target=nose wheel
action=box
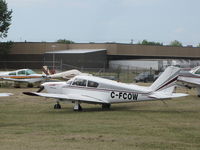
[54,101,61,109]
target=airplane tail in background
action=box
[42,66,55,75]
[150,66,180,93]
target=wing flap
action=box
[23,92,107,104]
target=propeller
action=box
[37,86,44,93]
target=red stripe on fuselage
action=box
[62,85,151,95]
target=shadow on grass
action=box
[44,104,200,114]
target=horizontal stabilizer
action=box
[178,76,200,86]
[148,92,188,99]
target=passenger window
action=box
[87,81,99,88]
[18,70,26,75]
[9,72,16,75]
[72,78,87,86]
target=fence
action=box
[0,60,155,83]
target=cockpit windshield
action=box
[72,78,87,86]
[195,68,200,75]
[26,69,36,75]
[17,69,36,75]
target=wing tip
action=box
[23,92,39,96]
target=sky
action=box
[3,0,200,46]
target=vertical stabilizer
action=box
[150,66,180,92]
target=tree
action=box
[56,39,75,44]
[169,40,182,47]
[0,0,12,39]
[138,40,163,46]
[0,41,13,55]
[197,43,200,47]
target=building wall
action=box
[1,42,200,69]
[115,44,200,58]
[9,42,69,54]
[0,54,44,69]
[7,42,200,59]
[44,50,107,70]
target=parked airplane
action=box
[0,69,46,87]
[0,67,87,87]
[178,66,200,96]
[42,66,90,80]
[23,66,188,111]
[0,93,13,97]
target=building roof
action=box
[45,49,106,54]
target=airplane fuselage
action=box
[42,77,154,104]
[0,69,45,83]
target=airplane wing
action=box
[23,92,108,104]
[178,76,200,87]
[0,93,13,97]
[148,92,188,99]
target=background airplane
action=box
[24,66,188,111]
[178,66,200,96]
[0,67,87,87]
[0,69,45,87]
[42,66,91,80]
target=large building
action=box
[0,42,200,69]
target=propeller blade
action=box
[37,86,44,92]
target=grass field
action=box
[0,87,200,150]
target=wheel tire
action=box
[27,83,34,88]
[54,104,58,109]
[54,104,61,109]
[57,104,61,109]
[102,104,111,110]
[78,104,82,111]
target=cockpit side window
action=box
[195,69,200,74]
[18,70,26,75]
[87,80,99,88]
[9,72,16,75]
[72,78,87,86]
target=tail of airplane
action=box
[150,66,180,93]
[42,66,55,75]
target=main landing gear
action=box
[102,104,111,110]
[74,101,82,111]
[54,101,61,109]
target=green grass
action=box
[0,88,200,150]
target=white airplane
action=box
[178,66,200,96]
[0,93,13,97]
[0,69,46,87]
[23,66,188,111]
[0,67,87,87]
